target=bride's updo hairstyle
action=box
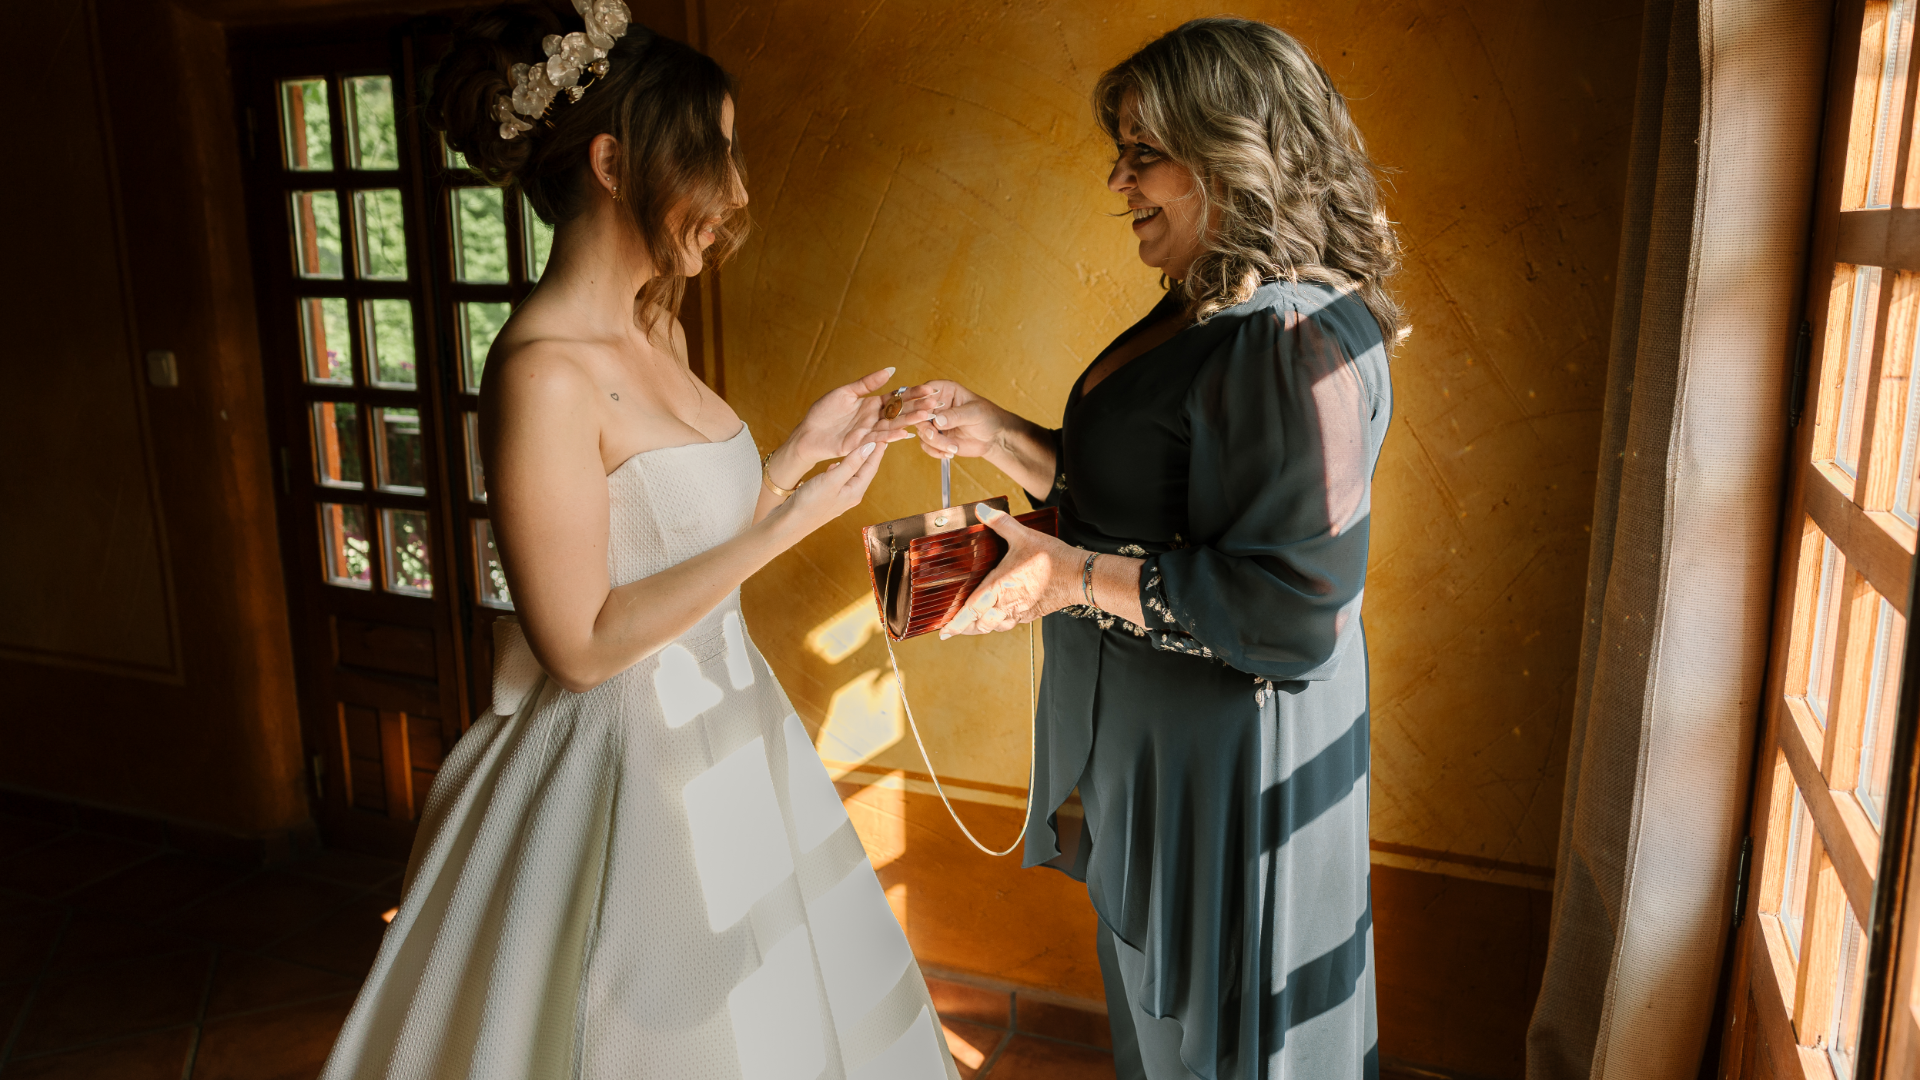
[427,2,746,329]
[1094,17,1403,343]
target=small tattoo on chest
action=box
[609,392,619,401]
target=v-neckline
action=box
[1071,293,1191,409]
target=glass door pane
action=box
[373,407,426,494]
[475,519,511,609]
[298,297,353,384]
[1858,599,1907,825]
[364,299,417,388]
[452,188,509,282]
[290,190,343,278]
[345,75,398,169]
[311,401,363,488]
[1807,537,1849,723]
[353,189,409,279]
[319,503,372,588]
[382,509,434,597]
[524,193,554,279]
[279,77,333,171]
[459,301,511,392]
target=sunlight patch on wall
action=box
[816,669,902,778]
[806,597,881,664]
[682,736,795,932]
[727,924,827,1080]
[845,771,907,869]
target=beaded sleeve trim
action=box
[1139,556,1215,659]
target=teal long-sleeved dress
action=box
[1022,279,1389,1080]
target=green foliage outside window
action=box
[347,76,398,169]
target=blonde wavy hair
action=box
[1094,17,1404,343]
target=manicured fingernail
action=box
[976,502,999,519]
[860,442,876,456]
[939,631,951,640]
[883,366,895,376]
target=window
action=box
[269,59,598,627]
[1733,0,1920,1073]
[271,72,438,602]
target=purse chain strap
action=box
[881,621,1038,858]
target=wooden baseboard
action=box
[1381,1057,1508,1080]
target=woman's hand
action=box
[941,503,1084,638]
[767,440,890,537]
[778,367,915,473]
[880,380,1010,461]
[878,380,1057,497]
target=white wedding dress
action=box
[321,424,958,1080]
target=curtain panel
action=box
[1525,0,1830,1077]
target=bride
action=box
[318,5,958,1079]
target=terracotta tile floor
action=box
[926,974,1116,1079]
[0,810,1116,1079]
[0,811,398,1079]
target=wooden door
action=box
[1720,1,1920,1076]
[234,20,717,858]
[235,30,469,858]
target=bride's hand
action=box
[770,440,890,535]
[878,380,1009,461]
[940,503,1081,638]
[782,367,916,467]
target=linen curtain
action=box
[1525,0,1830,1076]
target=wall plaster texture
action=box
[710,0,1642,882]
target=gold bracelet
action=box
[761,453,799,498]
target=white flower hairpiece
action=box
[494,0,634,140]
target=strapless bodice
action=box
[606,423,759,586]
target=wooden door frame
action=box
[232,21,471,857]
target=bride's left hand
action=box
[784,367,918,465]
[942,504,1083,638]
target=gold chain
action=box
[883,622,1038,857]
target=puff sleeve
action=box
[1139,300,1381,681]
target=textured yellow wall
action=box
[712,0,1639,881]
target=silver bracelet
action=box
[1082,552,1100,609]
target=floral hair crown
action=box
[493,0,638,141]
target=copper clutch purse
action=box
[861,497,1060,641]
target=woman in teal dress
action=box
[884,18,1402,1080]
